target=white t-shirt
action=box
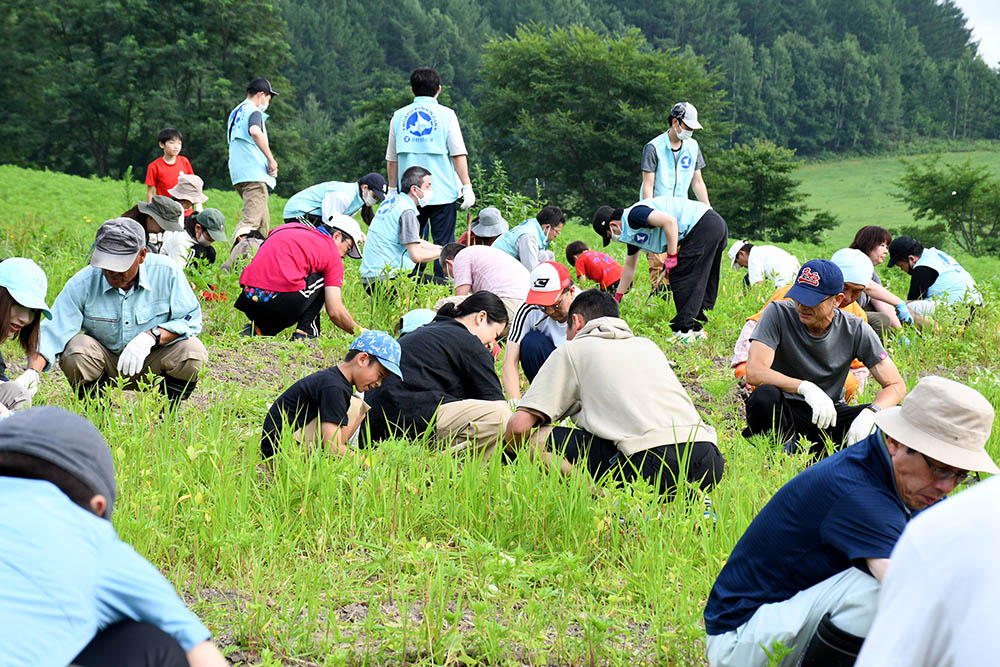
[748,245,800,288]
[507,302,568,347]
[160,231,196,269]
[856,476,1000,666]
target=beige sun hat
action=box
[168,173,208,204]
[874,375,998,474]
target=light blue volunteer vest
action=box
[492,218,548,259]
[360,194,418,280]
[283,181,362,219]
[913,247,981,304]
[391,96,460,205]
[227,100,275,188]
[616,196,711,254]
[642,134,700,198]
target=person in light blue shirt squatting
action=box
[640,102,711,296]
[386,67,475,278]
[0,258,53,414]
[283,172,388,227]
[27,218,208,403]
[887,235,982,325]
[359,166,444,294]
[492,205,566,271]
[0,406,229,667]
[227,77,279,241]
[592,195,728,343]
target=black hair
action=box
[439,242,466,266]
[0,452,99,515]
[537,205,565,227]
[850,226,893,255]
[401,166,431,195]
[739,242,753,256]
[567,289,619,323]
[410,67,441,96]
[356,179,376,225]
[157,127,183,144]
[183,215,202,240]
[669,102,687,122]
[0,285,41,355]
[437,291,508,325]
[566,240,589,264]
[344,349,363,362]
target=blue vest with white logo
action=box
[616,197,711,253]
[913,248,981,304]
[643,134,700,198]
[227,100,275,188]
[360,194,418,280]
[391,97,460,204]
[492,218,548,259]
[283,181,362,219]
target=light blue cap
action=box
[350,330,403,380]
[399,308,436,335]
[0,258,51,319]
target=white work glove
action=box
[798,380,837,430]
[846,407,878,445]
[12,369,40,399]
[117,332,156,377]
[387,187,398,198]
[460,184,476,210]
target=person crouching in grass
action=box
[260,330,402,458]
[565,240,623,294]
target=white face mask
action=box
[363,190,379,207]
[196,231,214,247]
[416,186,433,208]
[676,125,693,141]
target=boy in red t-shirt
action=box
[145,128,194,203]
[566,241,623,293]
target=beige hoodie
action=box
[520,316,717,455]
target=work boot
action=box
[798,613,865,667]
[159,375,196,406]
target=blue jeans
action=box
[519,330,556,381]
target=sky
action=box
[954,0,1000,68]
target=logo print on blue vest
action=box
[403,109,437,141]
[680,155,692,169]
[634,232,649,243]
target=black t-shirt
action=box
[363,318,504,442]
[907,266,938,301]
[623,205,655,256]
[260,366,353,457]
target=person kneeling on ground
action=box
[161,208,229,270]
[235,214,364,339]
[458,206,508,246]
[565,241,623,294]
[704,376,998,667]
[0,407,229,667]
[502,262,581,400]
[726,240,800,289]
[120,195,185,254]
[27,219,208,403]
[743,259,906,457]
[849,225,913,336]
[492,205,565,271]
[888,235,982,322]
[260,330,402,458]
[359,166,444,292]
[505,289,724,497]
[362,291,511,455]
[0,258,53,413]
[435,242,529,334]
[592,195,729,344]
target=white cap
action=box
[673,102,703,129]
[325,214,365,260]
[830,248,874,287]
[727,239,749,268]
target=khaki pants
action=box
[235,181,271,238]
[433,295,524,339]
[0,382,30,412]
[59,333,208,387]
[434,399,512,457]
[295,396,370,447]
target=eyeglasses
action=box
[541,290,568,315]
[917,451,976,485]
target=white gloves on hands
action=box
[798,380,837,430]
[117,332,156,377]
[387,187,398,198]
[846,408,878,445]
[12,369,40,399]
[460,184,476,210]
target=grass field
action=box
[1,157,999,665]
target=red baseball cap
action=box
[526,261,572,306]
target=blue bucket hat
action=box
[786,259,844,307]
[350,330,403,380]
[0,258,52,319]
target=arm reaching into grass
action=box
[324,286,359,335]
[504,409,571,475]
[615,252,640,300]
[501,341,523,400]
[405,240,442,264]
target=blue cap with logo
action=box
[0,258,52,319]
[785,259,844,307]
[349,330,403,380]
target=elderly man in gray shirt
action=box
[743,259,906,457]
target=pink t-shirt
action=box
[452,245,529,300]
[240,223,344,292]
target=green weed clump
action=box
[1,163,998,665]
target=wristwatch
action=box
[867,404,882,413]
[149,327,163,346]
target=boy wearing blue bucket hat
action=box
[260,330,402,458]
[0,258,52,413]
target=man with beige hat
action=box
[704,375,997,667]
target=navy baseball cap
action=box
[786,259,844,307]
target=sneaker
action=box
[240,323,262,337]
[292,329,319,341]
[670,329,707,344]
